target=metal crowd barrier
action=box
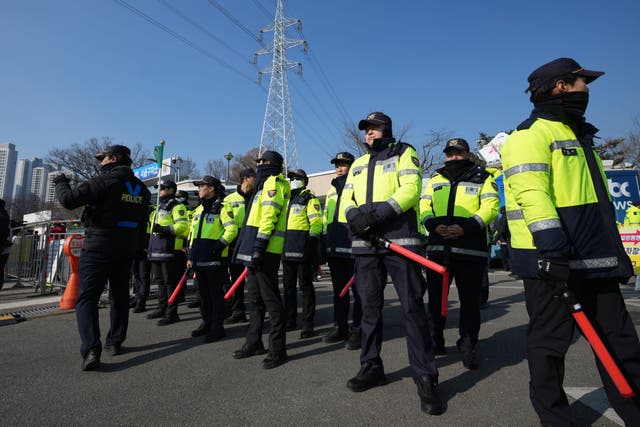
[6,220,83,295]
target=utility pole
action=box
[224,152,234,182]
[255,0,306,172]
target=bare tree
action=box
[228,147,259,182]
[204,159,226,179]
[47,137,149,179]
[595,137,627,167]
[622,117,640,169]
[420,129,453,177]
[178,156,200,181]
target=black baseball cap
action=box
[156,179,177,191]
[239,168,256,180]
[443,138,470,153]
[527,57,605,93]
[255,150,284,166]
[358,112,392,131]
[287,169,308,181]
[95,144,131,161]
[193,175,221,187]
[330,152,355,165]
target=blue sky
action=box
[1,0,639,175]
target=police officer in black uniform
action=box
[55,144,150,371]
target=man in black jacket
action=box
[55,144,150,371]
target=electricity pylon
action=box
[255,0,306,172]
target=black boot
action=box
[345,327,361,350]
[346,362,387,392]
[416,375,445,415]
[322,326,347,343]
[146,308,164,319]
[82,347,101,371]
[133,299,147,313]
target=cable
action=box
[157,0,251,65]
[112,0,258,84]
[251,0,273,19]
[205,0,267,48]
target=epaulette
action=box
[389,141,415,157]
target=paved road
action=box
[1,270,638,426]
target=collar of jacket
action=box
[365,137,396,153]
[529,108,599,140]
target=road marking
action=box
[0,295,60,310]
[564,387,624,426]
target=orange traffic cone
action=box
[60,235,84,310]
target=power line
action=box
[112,0,258,85]
[303,48,351,123]
[251,0,273,19]
[205,0,267,48]
[156,0,251,65]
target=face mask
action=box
[290,179,304,190]
[560,91,589,116]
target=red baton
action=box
[339,275,355,298]
[562,287,635,398]
[372,236,449,317]
[168,268,190,305]
[224,267,249,300]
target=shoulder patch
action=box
[178,210,185,216]
[491,182,499,192]
[268,190,277,198]
[228,211,234,219]
[411,156,420,167]
[313,203,320,211]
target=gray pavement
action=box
[1,269,639,426]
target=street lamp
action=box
[224,152,234,182]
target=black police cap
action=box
[330,152,355,165]
[192,175,220,187]
[287,168,308,181]
[255,150,284,166]
[95,144,131,160]
[358,112,392,131]
[443,138,470,153]
[239,168,256,180]
[527,57,604,93]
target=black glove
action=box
[52,173,70,185]
[537,257,570,283]
[152,223,171,235]
[305,236,319,264]
[348,209,377,237]
[251,247,265,269]
[212,240,226,256]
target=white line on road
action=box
[564,387,624,426]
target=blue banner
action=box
[133,163,160,181]
[606,170,640,225]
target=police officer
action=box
[187,175,237,342]
[232,151,290,369]
[420,138,499,369]
[54,144,150,370]
[281,168,323,338]
[340,112,444,415]
[501,57,640,425]
[132,205,152,313]
[147,180,189,325]
[223,168,256,324]
[321,152,363,349]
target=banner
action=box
[619,226,640,274]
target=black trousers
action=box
[76,249,132,356]
[132,257,151,303]
[228,262,247,315]
[355,254,437,379]
[245,254,286,355]
[524,277,640,426]
[150,259,180,318]
[282,260,315,328]
[426,257,483,350]
[0,252,9,289]
[195,266,227,335]
[328,258,361,331]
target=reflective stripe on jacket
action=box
[340,140,424,255]
[501,113,632,279]
[323,178,351,258]
[420,166,499,260]
[148,197,189,261]
[234,174,290,265]
[188,199,237,268]
[282,188,322,262]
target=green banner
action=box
[154,141,165,166]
